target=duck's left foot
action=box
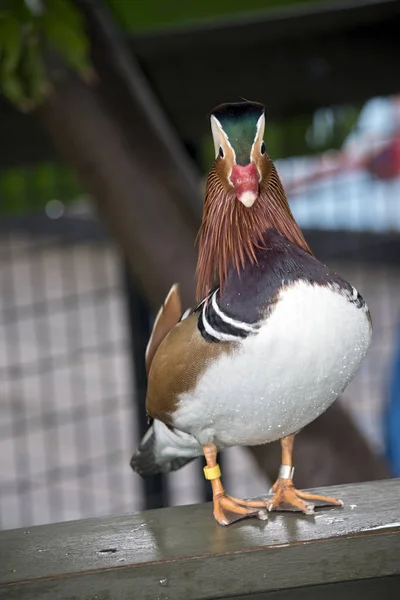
[267,478,343,515]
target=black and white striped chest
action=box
[195,230,370,345]
[196,280,369,345]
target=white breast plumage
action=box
[172,280,372,447]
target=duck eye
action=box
[261,141,266,155]
[219,147,224,158]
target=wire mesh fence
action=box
[0,214,140,530]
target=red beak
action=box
[230,163,260,207]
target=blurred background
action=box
[1,0,400,531]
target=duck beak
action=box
[230,162,260,207]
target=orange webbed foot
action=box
[267,478,343,515]
[213,494,269,526]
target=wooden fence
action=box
[1,479,399,599]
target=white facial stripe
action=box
[210,115,236,161]
[211,292,259,332]
[250,113,266,160]
[255,113,265,140]
[202,303,240,342]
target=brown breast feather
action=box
[146,313,233,425]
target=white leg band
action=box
[278,464,294,480]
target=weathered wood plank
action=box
[1,480,400,599]
[229,576,400,600]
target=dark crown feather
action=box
[210,101,265,122]
[211,101,265,165]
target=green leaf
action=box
[21,36,47,108]
[0,0,93,110]
[40,1,91,75]
[0,14,22,76]
[43,0,85,31]
[106,0,327,32]
[1,72,25,105]
[8,0,33,24]
[46,21,90,72]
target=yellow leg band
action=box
[203,464,221,480]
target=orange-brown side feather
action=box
[146,313,233,425]
[145,284,182,375]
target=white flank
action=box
[173,281,372,447]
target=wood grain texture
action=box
[227,576,400,600]
[1,480,400,600]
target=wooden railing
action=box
[1,479,400,599]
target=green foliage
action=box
[106,0,325,31]
[0,0,91,111]
[0,162,83,215]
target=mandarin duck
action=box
[131,101,372,526]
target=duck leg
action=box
[267,435,343,514]
[203,443,268,526]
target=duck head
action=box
[196,101,311,300]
